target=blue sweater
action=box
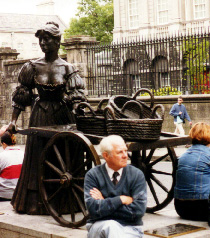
[169,103,191,122]
[84,164,147,225]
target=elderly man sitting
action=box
[84,135,147,238]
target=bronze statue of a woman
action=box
[8,22,86,215]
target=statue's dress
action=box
[11,59,85,214]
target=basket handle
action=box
[97,98,109,111]
[75,102,96,117]
[132,88,154,109]
[151,104,165,120]
[121,100,143,119]
[104,105,116,120]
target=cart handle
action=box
[76,102,96,117]
[133,88,154,109]
[151,104,165,120]
[104,105,116,120]
[121,100,143,119]
[97,98,109,112]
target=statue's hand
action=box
[7,122,18,134]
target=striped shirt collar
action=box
[4,146,21,151]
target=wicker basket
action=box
[75,99,108,136]
[105,104,164,141]
[108,88,157,119]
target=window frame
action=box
[157,0,169,25]
[193,0,206,19]
[128,0,139,29]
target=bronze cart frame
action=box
[18,126,191,228]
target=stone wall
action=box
[0,58,30,144]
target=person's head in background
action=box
[1,131,16,150]
[177,96,183,105]
[189,122,210,146]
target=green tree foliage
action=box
[64,0,114,43]
[183,36,210,93]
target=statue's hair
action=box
[35,21,61,41]
[46,21,59,28]
[99,135,125,154]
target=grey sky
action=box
[0,0,79,25]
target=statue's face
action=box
[38,31,59,53]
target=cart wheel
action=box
[131,147,177,213]
[39,131,101,228]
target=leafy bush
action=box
[151,87,182,96]
[137,87,181,96]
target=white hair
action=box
[99,135,125,154]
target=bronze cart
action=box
[18,125,191,228]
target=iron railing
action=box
[86,31,210,97]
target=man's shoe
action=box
[185,144,191,148]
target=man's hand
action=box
[90,188,104,200]
[189,121,192,125]
[120,195,133,205]
[179,111,182,115]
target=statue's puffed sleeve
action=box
[65,64,87,104]
[12,61,35,111]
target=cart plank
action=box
[17,125,192,151]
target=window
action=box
[159,72,170,87]
[194,0,206,19]
[132,75,141,90]
[129,0,139,28]
[157,0,168,24]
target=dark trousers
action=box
[174,198,208,221]
[208,195,210,226]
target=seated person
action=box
[84,135,147,238]
[174,122,210,222]
[0,131,24,201]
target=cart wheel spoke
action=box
[131,147,177,213]
[66,190,75,222]
[53,145,66,172]
[145,149,155,164]
[65,138,71,171]
[40,132,99,228]
[72,159,91,176]
[45,160,63,176]
[58,191,67,217]
[43,179,60,183]
[141,150,147,162]
[150,168,172,176]
[147,178,159,205]
[148,153,169,167]
[73,177,85,181]
[71,143,82,168]
[150,174,169,193]
[72,188,87,216]
[73,183,84,193]
[48,186,63,202]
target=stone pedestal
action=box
[62,36,98,95]
[0,47,19,72]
